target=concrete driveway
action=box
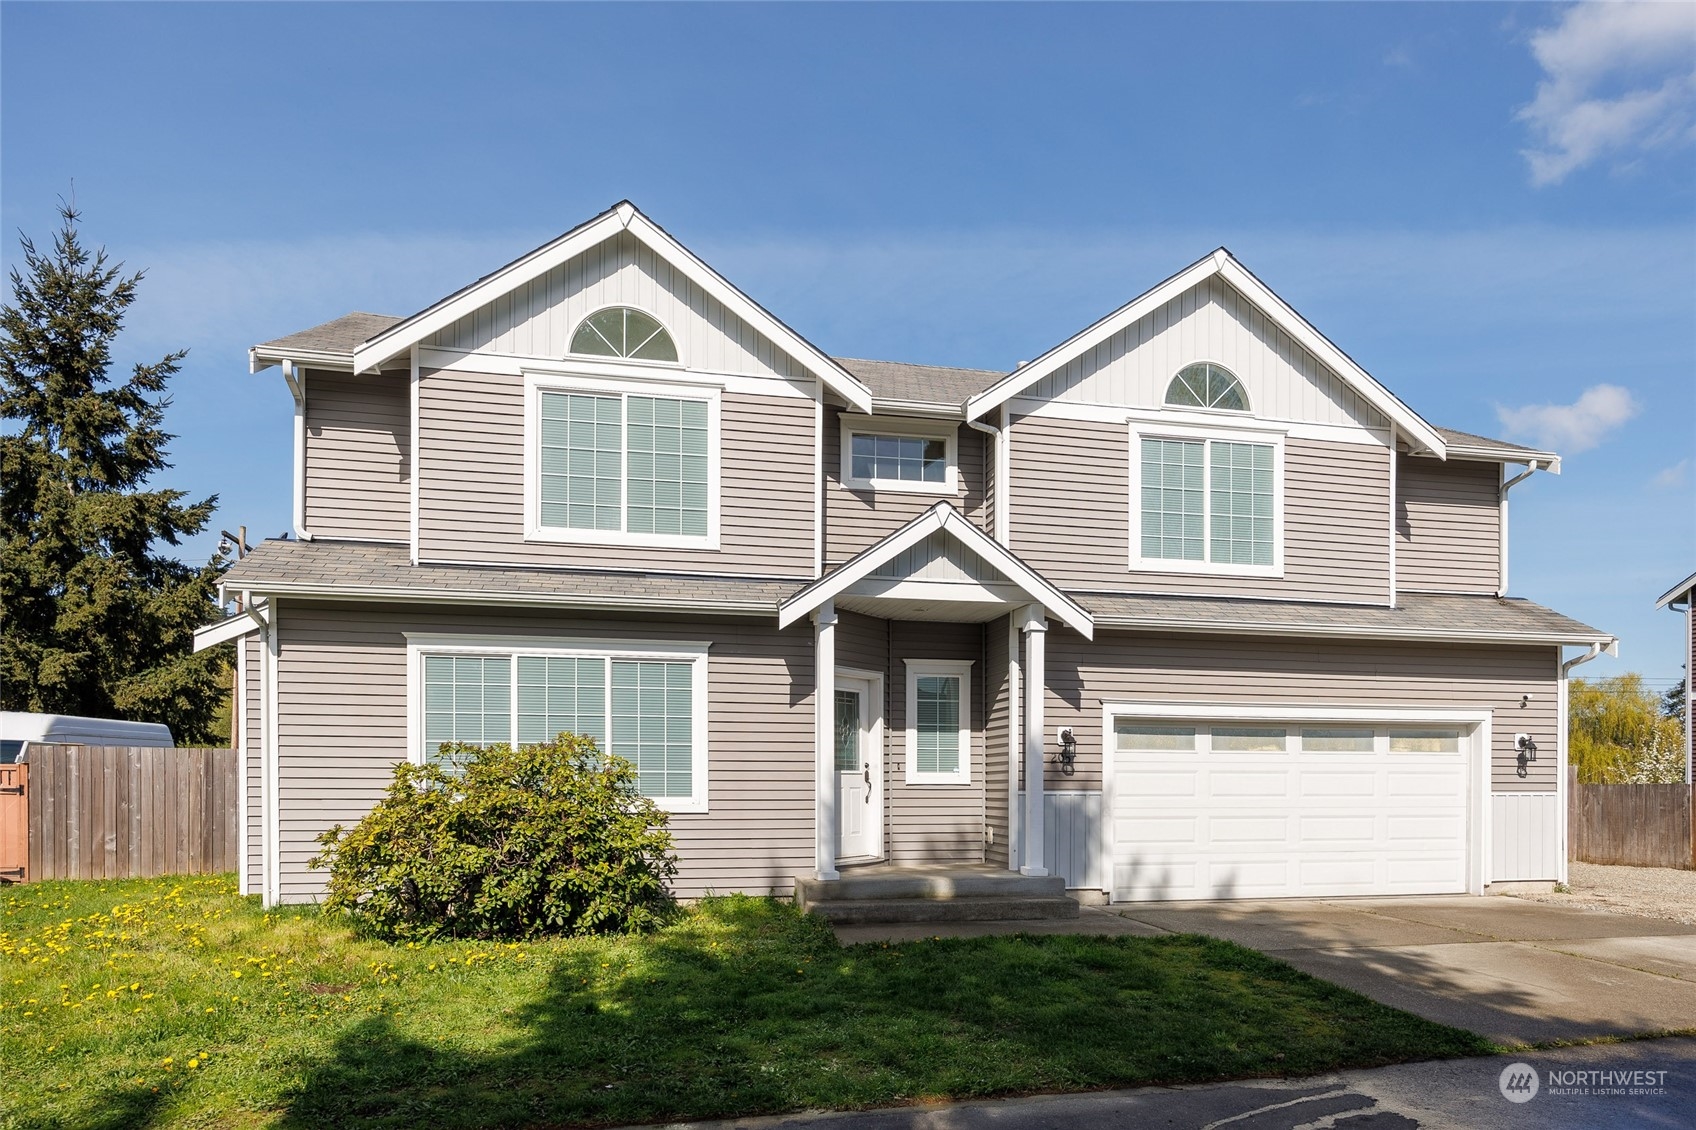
[1111,895,1696,1047]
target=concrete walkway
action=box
[644,1036,1696,1129]
[835,895,1696,1046]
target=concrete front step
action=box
[796,869,1067,906]
[805,895,1081,925]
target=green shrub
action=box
[311,734,677,941]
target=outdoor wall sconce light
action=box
[1515,733,1537,778]
[1057,727,1078,776]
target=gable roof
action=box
[1656,571,1696,609]
[777,502,1094,637]
[342,201,873,412]
[962,248,1449,457]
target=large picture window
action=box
[526,374,720,548]
[1133,428,1282,575]
[409,637,709,812]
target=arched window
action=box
[570,307,678,363]
[1165,363,1248,412]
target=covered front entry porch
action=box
[779,502,1095,885]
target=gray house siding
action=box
[302,369,410,543]
[267,600,821,903]
[243,631,263,897]
[823,408,988,564]
[416,367,816,577]
[983,615,1012,868]
[1037,629,1560,793]
[885,621,986,865]
[1397,455,1501,594]
[1008,413,1391,603]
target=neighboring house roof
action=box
[1656,571,1696,609]
[776,502,1096,637]
[1077,589,1613,647]
[833,357,1006,409]
[221,540,796,616]
[961,248,1449,457]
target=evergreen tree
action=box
[1,205,230,742]
[1662,676,1685,725]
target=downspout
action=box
[1558,637,1619,884]
[814,377,825,577]
[284,360,314,542]
[966,406,1011,545]
[1498,459,1545,598]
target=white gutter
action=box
[965,409,1011,545]
[237,583,778,617]
[1498,459,1548,598]
[284,360,314,542]
[813,377,825,578]
[1091,613,1614,649]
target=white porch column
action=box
[813,601,840,881]
[1020,604,1048,877]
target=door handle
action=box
[863,764,872,798]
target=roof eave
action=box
[1655,571,1696,609]
[234,580,781,618]
[1090,614,1615,648]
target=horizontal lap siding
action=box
[1009,415,1390,602]
[886,622,985,865]
[1397,456,1501,594]
[303,370,410,542]
[273,601,816,903]
[417,370,814,576]
[1038,629,1559,793]
[984,615,1011,867]
[823,409,988,563]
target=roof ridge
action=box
[833,356,1009,376]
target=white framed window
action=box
[1128,419,1285,577]
[569,307,680,364]
[904,659,973,785]
[840,414,958,495]
[405,634,710,813]
[523,371,721,549]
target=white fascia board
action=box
[353,208,627,373]
[963,250,1449,459]
[1656,571,1696,609]
[193,613,263,652]
[777,502,1095,637]
[250,347,356,375]
[236,582,779,618]
[1441,444,1561,473]
[621,212,873,413]
[964,253,1218,420]
[1091,613,1616,648]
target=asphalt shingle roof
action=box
[831,357,1006,405]
[224,540,1608,645]
[254,312,402,357]
[1431,426,1555,462]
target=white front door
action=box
[835,676,881,861]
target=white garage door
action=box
[1108,718,1472,902]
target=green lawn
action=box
[2,875,1493,1129]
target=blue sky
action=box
[3,2,1692,686]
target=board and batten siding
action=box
[426,231,812,382]
[416,368,815,576]
[1397,455,1501,594]
[1008,414,1391,602]
[1029,275,1387,434]
[1035,629,1560,793]
[823,408,989,563]
[243,631,263,896]
[302,369,410,542]
[269,601,817,903]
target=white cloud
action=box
[1517,2,1696,185]
[1651,458,1690,488]
[1495,383,1640,453]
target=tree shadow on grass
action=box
[274,897,1494,1130]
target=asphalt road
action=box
[653,1037,1696,1130]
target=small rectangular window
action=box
[1301,727,1375,752]
[423,655,511,773]
[1211,725,1286,752]
[1389,729,1461,753]
[914,675,961,774]
[516,656,606,747]
[1115,723,1197,752]
[834,690,862,772]
[850,433,948,484]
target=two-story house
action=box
[201,201,1615,909]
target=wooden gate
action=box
[0,763,25,882]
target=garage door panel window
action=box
[1211,725,1287,753]
[1116,724,1196,752]
[1389,728,1461,753]
[1301,727,1376,752]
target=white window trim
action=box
[1128,419,1286,578]
[404,633,711,814]
[903,658,973,785]
[522,369,722,550]
[840,413,959,496]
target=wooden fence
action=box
[1568,768,1695,869]
[0,746,238,883]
